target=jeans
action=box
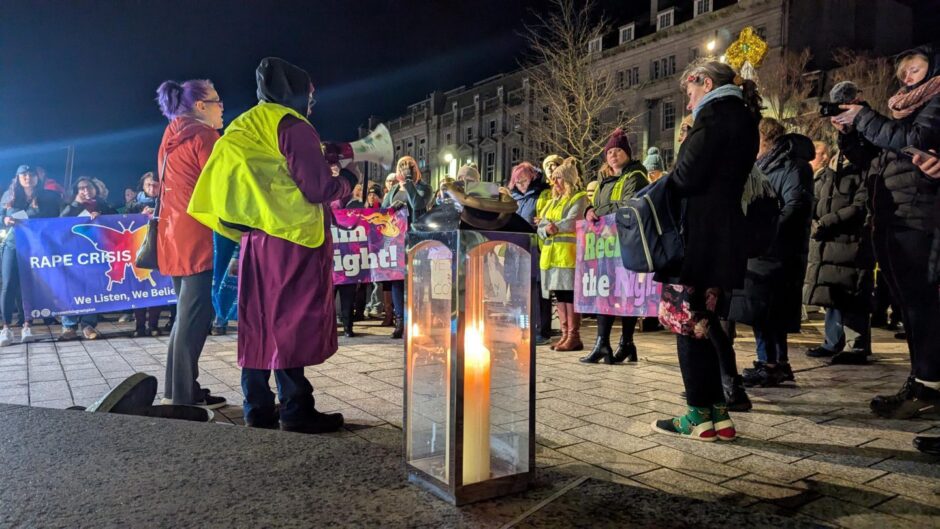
[164,270,214,405]
[874,226,940,381]
[822,308,871,353]
[754,328,789,364]
[365,284,382,314]
[391,280,404,319]
[0,243,20,326]
[242,367,314,426]
[62,314,98,329]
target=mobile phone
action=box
[901,146,939,160]
[818,102,845,117]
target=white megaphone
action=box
[333,124,395,169]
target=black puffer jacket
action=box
[802,154,874,310]
[729,133,814,332]
[851,44,940,232]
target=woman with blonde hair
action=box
[382,155,431,339]
[537,158,588,351]
[581,128,649,364]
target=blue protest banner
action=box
[14,215,177,317]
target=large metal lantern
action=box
[403,229,537,505]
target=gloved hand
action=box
[323,142,355,165]
[323,143,343,164]
[389,200,408,211]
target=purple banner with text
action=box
[331,207,408,285]
[574,213,662,317]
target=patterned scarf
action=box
[888,75,940,119]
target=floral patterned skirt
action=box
[658,284,724,339]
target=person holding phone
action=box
[833,44,940,419]
[381,155,431,339]
[0,165,61,346]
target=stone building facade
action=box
[362,0,912,189]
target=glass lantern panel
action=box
[406,240,453,484]
[462,240,531,485]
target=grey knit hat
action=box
[643,147,664,172]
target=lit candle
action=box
[463,322,491,484]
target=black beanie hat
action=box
[256,57,312,116]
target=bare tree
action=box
[523,0,627,178]
[757,48,831,140]
[830,48,895,115]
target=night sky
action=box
[0,0,640,198]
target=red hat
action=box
[603,128,632,158]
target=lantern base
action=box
[407,470,533,506]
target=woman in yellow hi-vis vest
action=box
[537,158,588,351]
[581,128,650,364]
[188,58,357,434]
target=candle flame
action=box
[464,322,491,370]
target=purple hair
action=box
[155,79,214,120]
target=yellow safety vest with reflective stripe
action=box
[188,102,327,248]
[593,169,647,207]
[534,188,553,250]
[539,191,587,271]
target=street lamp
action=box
[444,153,454,163]
[706,39,716,53]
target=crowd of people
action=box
[1,47,939,453]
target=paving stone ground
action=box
[1,314,938,528]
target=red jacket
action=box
[156,117,218,277]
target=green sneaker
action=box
[651,405,717,442]
[712,402,736,441]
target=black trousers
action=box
[336,284,357,326]
[537,292,553,340]
[675,287,725,408]
[875,226,940,382]
[595,315,637,342]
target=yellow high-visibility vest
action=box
[188,102,327,248]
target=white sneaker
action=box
[20,327,33,343]
[0,328,11,347]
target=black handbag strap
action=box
[154,153,168,218]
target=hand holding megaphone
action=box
[322,124,395,169]
[323,143,354,165]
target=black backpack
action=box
[615,177,685,273]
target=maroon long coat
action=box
[237,115,350,370]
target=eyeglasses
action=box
[202,98,224,107]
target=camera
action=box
[818,102,845,117]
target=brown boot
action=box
[556,305,584,351]
[380,290,394,326]
[550,302,569,351]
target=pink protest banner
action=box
[330,208,408,285]
[574,213,662,317]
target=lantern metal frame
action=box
[402,229,538,506]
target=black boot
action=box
[612,335,637,363]
[580,336,613,364]
[723,374,752,412]
[913,436,940,456]
[391,317,403,339]
[580,315,614,363]
[342,317,355,338]
[870,377,939,419]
